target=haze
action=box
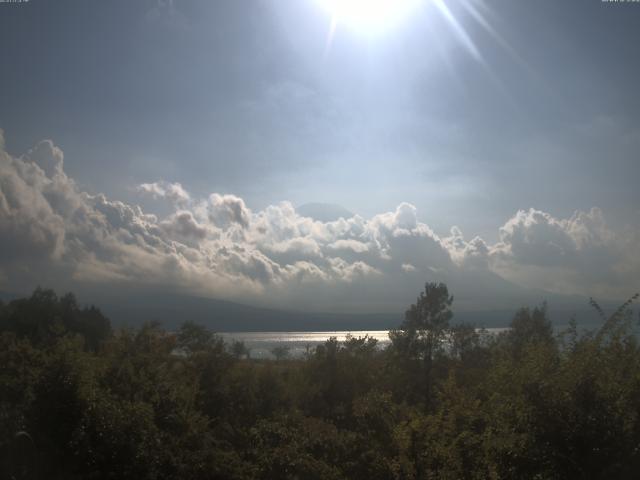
[1,0,638,315]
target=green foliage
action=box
[0,287,111,351]
[177,320,216,354]
[389,282,454,407]
[390,282,454,362]
[502,303,555,357]
[1,286,639,479]
[231,340,251,359]
[270,345,291,361]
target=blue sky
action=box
[0,0,638,312]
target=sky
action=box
[0,0,639,314]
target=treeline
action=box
[1,285,639,479]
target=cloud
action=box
[401,263,416,272]
[0,137,638,311]
[159,210,211,246]
[328,239,370,253]
[490,208,637,297]
[138,181,190,207]
[22,140,65,178]
[443,226,490,269]
[0,141,66,263]
[207,193,251,229]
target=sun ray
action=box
[323,16,339,58]
[461,0,532,75]
[432,0,483,62]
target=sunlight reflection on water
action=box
[219,329,508,359]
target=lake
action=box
[218,329,508,359]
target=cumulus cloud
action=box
[443,227,490,269]
[490,208,637,297]
[22,140,65,178]
[328,239,370,253]
[207,193,251,229]
[0,136,638,311]
[0,141,66,262]
[138,181,190,206]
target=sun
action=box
[317,0,422,35]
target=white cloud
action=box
[0,137,638,311]
[206,193,251,229]
[138,181,190,207]
[490,208,637,297]
[328,239,370,253]
[443,226,489,269]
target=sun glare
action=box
[317,0,422,34]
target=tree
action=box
[230,340,250,359]
[177,321,215,354]
[271,345,291,361]
[0,288,111,351]
[390,282,453,406]
[592,292,640,343]
[504,303,554,357]
[450,322,480,363]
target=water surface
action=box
[219,329,508,359]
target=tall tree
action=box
[390,282,453,406]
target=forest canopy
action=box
[1,284,639,479]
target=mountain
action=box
[82,292,612,332]
[1,289,619,332]
[93,293,401,331]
